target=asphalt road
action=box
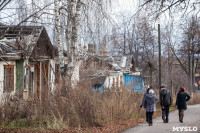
[122,104,200,133]
[196,89,200,93]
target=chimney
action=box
[88,44,96,55]
[99,43,107,55]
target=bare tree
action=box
[140,0,200,20]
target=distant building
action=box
[80,54,145,92]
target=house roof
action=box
[0,26,44,40]
[85,54,133,72]
[91,76,106,86]
[111,55,133,72]
[0,26,53,61]
[0,22,5,26]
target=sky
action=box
[0,0,195,51]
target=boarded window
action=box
[4,65,14,93]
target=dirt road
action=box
[122,104,200,133]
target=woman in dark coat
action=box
[140,87,152,123]
[175,87,191,123]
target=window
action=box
[4,65,14,93]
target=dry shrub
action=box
[188,93,200,105]
[0,83,147,129]
[94,88,145,123]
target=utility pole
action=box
[158,24,161,88]
[124,27,126,55]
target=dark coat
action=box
[176,90,190,110]
[160,89,172,106]
[141,93,158,112]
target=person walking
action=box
[160,86,172,123]
[140,89,158,126]
[175,87,191,123]
[140,87,152,123]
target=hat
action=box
[160,86,165,89]
[149,89,154,94]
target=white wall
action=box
[104,72,123,88]
[0,61,16,95]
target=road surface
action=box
[122,104,200,133]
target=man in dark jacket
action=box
[160,86,172,123]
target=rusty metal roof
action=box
[91,76,106,86]
[0,25,53,61]
[0,26,44,39]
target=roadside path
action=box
[122,104,200,133]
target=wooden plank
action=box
[36,63,40,99]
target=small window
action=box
[4,65,14,93]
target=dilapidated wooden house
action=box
[80,54,145,91]
[0,26,56,101]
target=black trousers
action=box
[162,105,170,120]
[146,111,154,124]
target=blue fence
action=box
[124,74,144,91]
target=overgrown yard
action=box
[0,85,199,133]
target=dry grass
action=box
[188,92,200,105]
[0,84,199,132]
[0,83,145,130]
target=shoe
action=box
[163,118,166,123]
[179,116,183,123]
[166,119,169,123]
[149,123,152,126]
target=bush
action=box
[0,84,149,129]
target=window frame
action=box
[3,65,14,93]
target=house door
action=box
[41,61,49,101]
[36,63,40,99]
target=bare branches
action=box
[0,0,11,11]
[140,0,200,18]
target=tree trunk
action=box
[55,0,64,72]
[189,52,193,92]
[65,0,82,88]
[123,27,126,55]
[149,66,152,87]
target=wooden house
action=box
[0,26,56,101]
